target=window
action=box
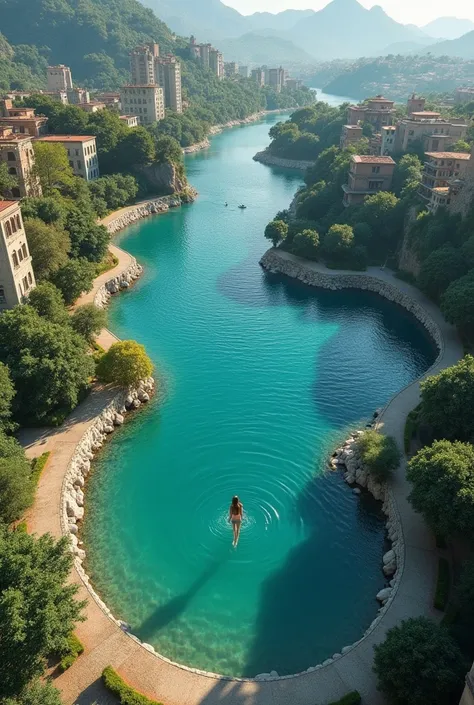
[77,160,82,170]
[28,271,32,285]
[12,251,18,268]
[8,167,16,175]
[409,130,414,136]
[4,221,11,237]
[21,243,27,259]
[372,166,381,174]
[10,217,17,233]
[369,181,383,190]
[0,286,5,303]
[23,276,29,291]
[69,160,74,168]
[7,151,15,161]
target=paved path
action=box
[23,250,463,705]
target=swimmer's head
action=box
[232,495,239,506]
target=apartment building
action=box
[286,78,303,90]
[455,87,474,105]
[47,65,73,92]
[120,85,165,125]
[36,135,100,181]
[67,88,90,105]
[395,115,467,153]
[370,125,397,156]
[225,62,239,77]
[239,65,250,78]
[347,96,395,130]
[189,37,224,78]
[209,48,224,79]
[155,56,183,112]
[251,68,265,86]
[342,155,396,207]
[340,124,363,149]
[0,201,35,309]
[419,151,471,211]
[0,101,48,138]
[0,127,41,198]
[78,101,106,113]
[268,67,285,93]
[407,94,426,116]
[130,43,160,85]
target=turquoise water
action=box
[83,115,436,678]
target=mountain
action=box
[141,0,249,39]
[381,40,436,55]
[423,30,474,59]
[246,9,315,32]
[421,17,474,40]
[284,0,431,60]
[217,32,315,66]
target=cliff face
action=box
[136,161,188,195]
[398,206,421,278]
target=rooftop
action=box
[382,126,396,131]
[352,155,396,164]
[0,200,16,213]
[36,135,96,143]
[0,133,32,143]
[121,84,159,89]
[344,124,363,130]
[432,187,450,194]
[425,152,471,160]
[411,111,441,118]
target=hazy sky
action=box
[222,0,474,26]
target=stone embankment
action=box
[253,149,315,170]
[62,378,155,614]
[260,248,442,350]
[330,430,402,610]
[104,195,193,236]
[94,256,143,309]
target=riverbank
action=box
[253,149,315,170]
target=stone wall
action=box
[94,256,143,309]
[253,150,314,171]
[105,195,189,236]
[260,249,442,351]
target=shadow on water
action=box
[239,470,386,678]
[135,556,226,643]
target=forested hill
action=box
[0,0,181,89]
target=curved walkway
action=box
[23,250,463,705]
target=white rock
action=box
[74,476,85,488]
[270,670,279,677]
[103,425,115,434]
[383,560,397,576]
[142,643,155,653]
[322,659,333,667]
[341,645,352,655]
[138,391,150,403]
[376,588,392,603]
[255,673,271,681]
[383,549,395,565]
[74,548,86,560]
[352,488,361,495]
[132,399,141,409]
[114,413,125,426]
[69,524,78,536]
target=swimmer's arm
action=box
[240,503,244,519]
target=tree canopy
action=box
[24,219,70,282]
[264,220,288,247]
[33,142,74,194]
[97,340,153,387]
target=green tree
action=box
[373,617,465,705]
[356,430,400,482]
[113,127,155,171]
[292,229,320,259]
[71,304,106,344]
[461,236,474,270]
[24,218,70,281]
[441,270,474,336]
[21,197,66,225]
[407,440,474,539]
[323,223,354,257]
[451,139,471,153]
[0,306,94,425]
[51,258,96,305]
[64,208,109,263]
[392,154,422,197]
[2,679,63,705]
[0,160,18,198]
[418,246,466,302]
[0,453,33,525]
[0,525,85,698]
[454,557,474,629]
[26,282,70,326]
[264,219,288,247]
[0,362,16,433]
[97,340,153,387]
[420,356,474,441]
[33,142,74,193]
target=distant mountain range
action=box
[140,0,474,65]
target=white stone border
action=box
[253,150,315,171]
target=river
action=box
[83,108,435,678]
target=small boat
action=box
[238,204,247,210]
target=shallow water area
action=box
[83,112,437,678]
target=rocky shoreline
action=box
[260,249,442,351]
[253,150,315,170]
[104,193,197,236]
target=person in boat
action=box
[225,202,228,206]
[229,495,243,547]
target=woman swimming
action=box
[229,495,243,547]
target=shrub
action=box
[291,228,320,259]
[356,430,400,482]
[96,340,153,387]
[418,246,466,302]
[71,304,107,344]
[373,617,466,705]
[4,679,64,705]
[329,693,361,705]
[420,356,474,442]
[0,361,16,433]
[264,219,288,247]
[0,452,34,524]
[58,632,84,672]
[434,558,451,611]
[441,270,474,337]
[407,440,474,539]
[102,666,163,705]
[30,451,51,487]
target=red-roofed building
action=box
[0,201,36,309]
[0,99,48,138]
[342,154,396,206]
[347,95,396,130]
[35,135,99,180]
[419,151,471,211]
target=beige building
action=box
[370,125,397,156]
[209,49,224,79]
[340,124,363,149]
[0,127,41,199]
[225,62,239,77]
[419,151,471,210]
[348,96,395,130]
[0,201,35,309]
[0,101,48,138]
[67,88,90,105]
[407,94,426,116]
[130,43,160,85]
[155,56,183,113]
[455,87,474,105]
[395,115,467,154]
[119,115,139,128]
[120,85,165,125]
[189,37,224,78]
[36,135,99,181]
[78,101,106,113]
[342,155,395,207]
[47,65,73,92]
[460,662,474,705]
[251,67,265,86]
[268,67,285,93]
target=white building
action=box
[47,65,73,92]
[119,115,139,128]
[36,135,100,181]
[0,201,35,309]
[120,85,165,125]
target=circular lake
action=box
[83,115,436,678]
